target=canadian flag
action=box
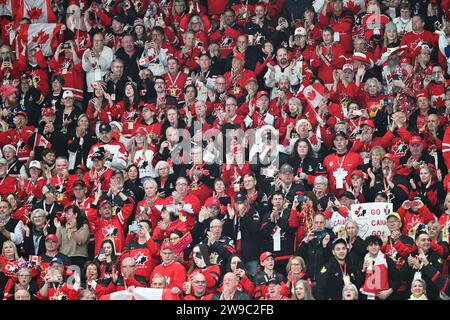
[34,132,52,149]
[18,23,62,57]
[302,83,327,110]
[0,0,15,17]
[100,288,177,300]
[90,82,102,89]
[16,0,57,23]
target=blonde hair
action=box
[30,208,47,222]
[292,280,315,300]
[130,133,152,163]
[2,240,19,260]
[286,256,306,274]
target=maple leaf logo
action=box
[32,30,49,46]
[306,89,316,101]
[27,7,43,20]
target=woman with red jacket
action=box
[347,77,385,118]
[221,140,252,197]
[152,204,189,243]
[17,160,47,206]
[186,244,221,295]
[93,239,120,282]
[221,254,255,297]
[136,178,165,231]
[17,44,49,96]
[86,84,119,127]
[115,82,141,138]
[285,256,312,297]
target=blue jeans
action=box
[245,260,259,278]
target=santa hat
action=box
[301,83,327,109]
[0,84,18,100]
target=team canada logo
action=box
[220,36,233,47]
[133,252,148,265]
[103,224,118,237]
[27,7,43,20]
[32,30,49,46]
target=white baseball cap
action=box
[29,160,41,170]
[294,27,307,37]
[62,90,74,99]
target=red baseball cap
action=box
[361,120,375,128]
[42,108,55,117]
[256,91,269,99]
[204,197,220,208]
[247,76,257,84]
[351,170,366,179]
[139,103,157,113]
[260,251,273,264]
[14,111,27,118]
[161,241,174,251]
[132,126,148,136]
[382,153,395,162]
[416,89,429,100]
[409,136,423,145]
[99,199,112,208]
[45,234,59,243]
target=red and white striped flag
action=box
[99,288,177,300]
[302,83,327,110]
[34,132,52,149]
[29,255,42,265]
[138,57,150,66]
[18,23,62,57]
[16,0,57,23]
[90,82,102,89]
[0,0,15,17]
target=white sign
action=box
[350,202,392,239]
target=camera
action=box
[427,75,438,82]
[129,221,140,232]
[62,43,71,49]
[313,230,328,239]
[384,98,394,106]
[295,194,307,203]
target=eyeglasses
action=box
[176,182,188,186]
[169,237,180,242]
[193,280,206,284]
[225,103,237,107]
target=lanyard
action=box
[337,154,346,169]
[168,71,181,88]
[338,262,347,276]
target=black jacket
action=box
[297,228,335,282]
[223,207,261,262]
[346,236,367,268]
[114,46,144,83]
[400,249,443,300]
[260,207,295,259]
[315,257,357,300]
[211,290,251,300]
[23,226,46,257]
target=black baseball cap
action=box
[332,237,347,249]
[73,180,86,188]
[339,191,356,200]
[99,123,112,133]
[234,192,247,203]
[333,131,348,140]
[91,150,105,161]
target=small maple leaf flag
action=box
[302,83,327,109]
[18,23,62,57]
[16,0,57,23]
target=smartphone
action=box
[236,261,245,270]
[194,252,202,260]
[129,221,139,232]
[62,43,71,49]
[352,110,362,116]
